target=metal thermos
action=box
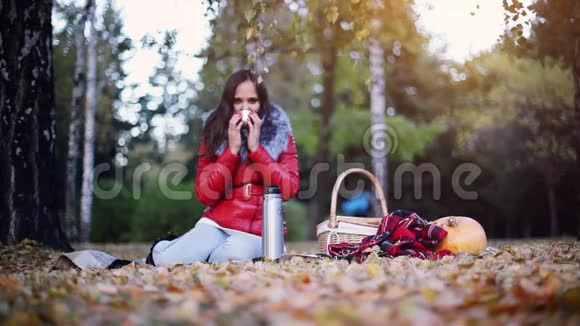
[262,185,284,261]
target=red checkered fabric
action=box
[328,210,454,263]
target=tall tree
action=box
[0,0,72,251]
[455,53,574,237]
[308,19,338,238]
[503,0,580,237]
[529,0,576,67]
[80,2,97,243]
[140,31,194,154]
[93,0,132,167]
[292,0,376,238]
[65,0,94,241]
[368,0,391,212]
[574,0,580,237]
[369,34,387,215]
[53,0,132,239]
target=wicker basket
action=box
[316,168,388,254]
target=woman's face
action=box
[233,80,260,114]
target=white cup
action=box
[241,109,251,123]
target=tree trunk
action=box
[246,38,263,72]
[524,222,532,238]
[369,36,387,217]
[80,4,97,243]
[546,181,559,237]
[0,0,72,251]
[307,33,337,239]
[505,218,512,238]
[574,1,580,239]
[65,0,94,242]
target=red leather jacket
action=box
[194,134,300,236]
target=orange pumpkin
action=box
[432,216,487,255]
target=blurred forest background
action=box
[45,0,578,243]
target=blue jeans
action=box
[151,220,262,265]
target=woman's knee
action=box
[152,223,227,265]
[207,236,261,263]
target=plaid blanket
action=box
[328,210,454,263]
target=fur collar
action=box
[203,104,292,162]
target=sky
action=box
[416,0,535,61]
[415,0,506,62]
[117,0,211,88]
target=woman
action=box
[146,69,300,266]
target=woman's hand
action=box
[247,112,263,152]
[228,113,243,155]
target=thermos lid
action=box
[265,185,281,194]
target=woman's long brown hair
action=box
[201,69,270,158]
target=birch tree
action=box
[369,34,387,216]
[575,1,580,237]
[0,0,72,251]
[80,2,97,243]
[65,0,94,242]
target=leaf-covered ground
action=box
[1,240,579,325]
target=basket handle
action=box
[329,168,388,228]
